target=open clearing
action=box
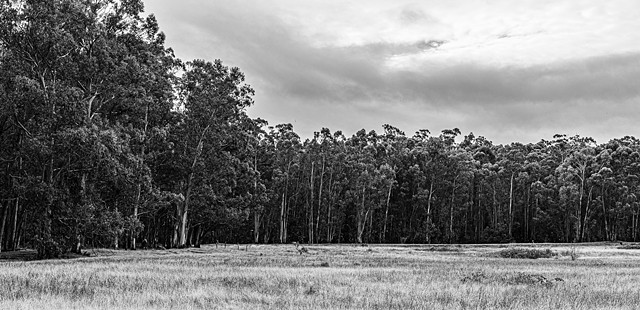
[2,243,640,309]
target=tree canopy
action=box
[2,0,640,258]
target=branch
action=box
[12,114,32,138]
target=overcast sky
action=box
[145,0,640,144]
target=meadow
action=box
[2,243,640,309]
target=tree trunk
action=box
[366,208,374,243]
[77,172,87,253]
[178,120,212,248]
[253,154,260,244]
[326,169,334,243]
[11,197,19,251]
[493,180,498,228]
[132,106,149,250]
[253,211,260,244]
[280,192,286,243]
[577,169,585,242]
[280,161,291,244]
[309,161,314,244]
[316,156,325,243]
[179,182,193,247]
[0,201,7,252]
[426,177,434,244]
[602,185,610,241]
[194,225,202,247]
[449,176,458,243]
[39,150,53,257]
[509,172,514,238]
[114,205,119,249]
[525,183,530,241]
[173,197,182,248]
[580,186,593,242]
[357,186,366,243]
[382,182,392,243]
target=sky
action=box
[144,0,640,144]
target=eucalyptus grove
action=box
[2,1,640,259]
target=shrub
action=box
[461,271,564,288]
[416,246,461,252]
[498,248,556,259]
[461,271,490,283]
[36,239,63,259]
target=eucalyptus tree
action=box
[170,59,254,248]
[260,123,301,243]
[0,0,176,256]
[556,136,597,242]
[603,137,640,240]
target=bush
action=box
[498,248,556,259]
[420,246,462,252]
[480,224,513,243]
[461,270,564,288]
[36,239,63,259]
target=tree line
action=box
[2,0,640,258]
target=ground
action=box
[1,243,640,309]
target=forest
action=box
[2,0,640,258]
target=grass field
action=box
[2,243,640,309]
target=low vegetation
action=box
[1,243,640,309]
[498,248,557,259]
[618,244,640,250]
[461,270,564,287]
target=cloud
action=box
[145,0,640,144]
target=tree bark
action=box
[493,180,498,228]
[316,156,324,243]
[309,161,314,244]
[509,172,514,238]
[253,211,260,244]
[0,201,7,252]
[426,177,434,244]
[449,175,458,243]
[524,182,530,241]
[179,122,211,247]
[11,197,19,251]
[580,186,593,242]
[194,225,202,247]
[114,205,119,249]
[602,185,610,241]
[577,167,585,242]
[357,186,366,243]
[253,154,260,244]
[279,192,286,243]
[279,161,291,243]
[382,181,392,243]
[132,105,149,250]
[326,168,334,243]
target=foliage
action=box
[4,0,640,260]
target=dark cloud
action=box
[146,1,640,144]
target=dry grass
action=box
[1,243,640,309]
